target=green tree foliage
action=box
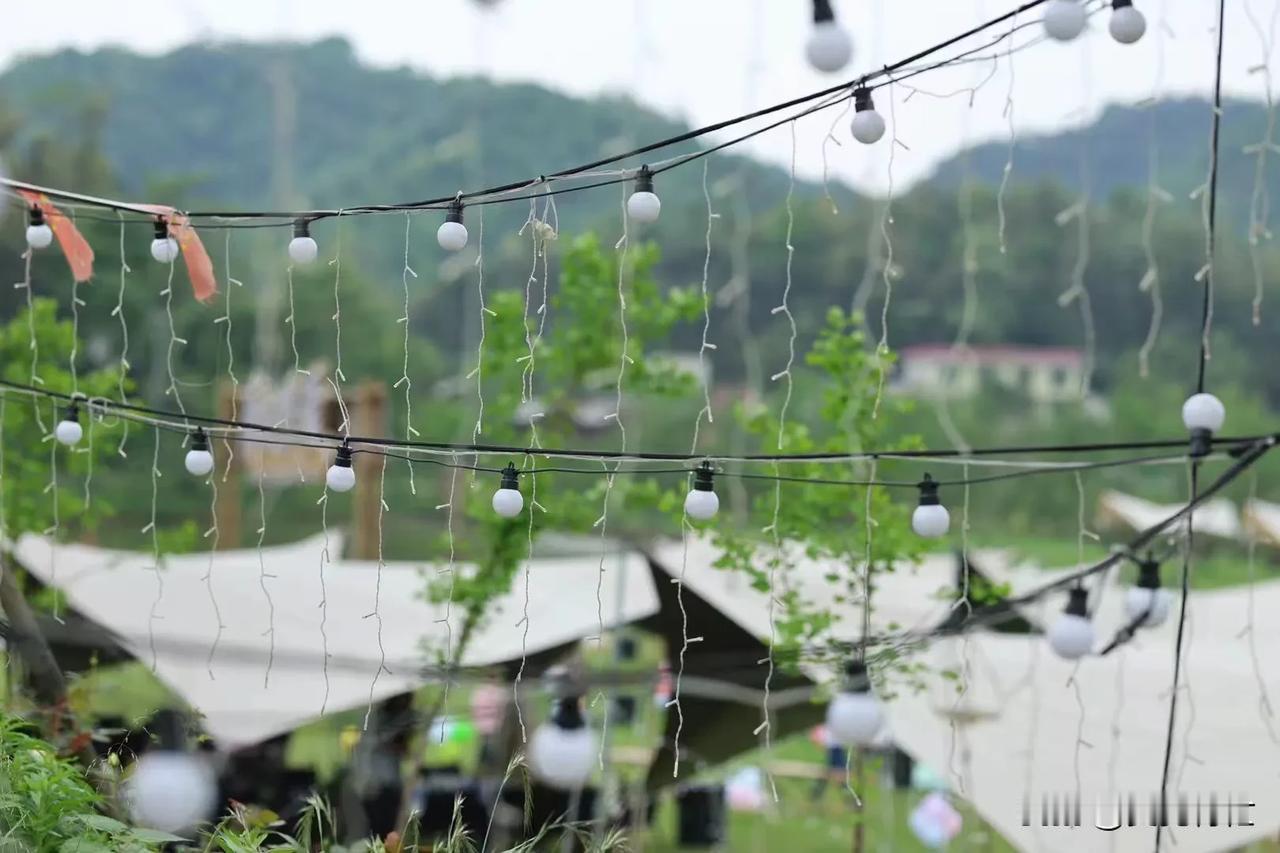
[0,298,123,541]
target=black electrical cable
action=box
[1157,4,1227,848]
[4,377,1269,469]
[0,0,1051,225]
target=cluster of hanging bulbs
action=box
[1043,0,1147,44]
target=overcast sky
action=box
[1,0,1276,191]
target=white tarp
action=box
[885,577,1280,853]
[1095,490,1242,541]
[12,533,658,749]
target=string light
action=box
[683,462,720,520]
[626,166,661,224]
[1124,554,1171,628]
[1109,0,1147,44]
[288,218,319,264]
[528,694,597,790]
[437,200,469,251]
[150,218,179,263]
[824,659,884,747]
[184,427,214,477]
[325,443,356,493]
[850,86,887,145]
[54,401,83,447]
[806,0,854,74]
[1182,392,1225,458]
[492,462,524,518]
[25,206,52,249]
[1043,0,1087,42]
[125,751,217,834]
[911,474,950,538]
[1047,586,1095,660]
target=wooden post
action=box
[215,381,242,550]
[351,381,388,560]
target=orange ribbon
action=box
[16,190,95,283]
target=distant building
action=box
[892,345,1087,404]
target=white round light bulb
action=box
[26,223,54,250]
[1043,0,1088,41]
[288,235,318,264]
[151,236,180,264]
[912,504,950,538]
[684,489,719,521]
[528,721,597,791]
[825,690,884,747]
[1047,612,1095,660]
[125,751,217,835]
[626,191,661,224]
[185,449,214,477]
[1181,393,1225,433]
[326,463,356,493]
[1109,5,1146,44]
[493,487,524,518]
[55,418,83,447]
[437,220,469,252]
[851,109,887,145]
[805,20,853,73]
[1125,586,1172,628]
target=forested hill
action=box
[926,97,1276,224]
[2,39,1278,401]
[0,38,835,225]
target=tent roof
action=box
[885,576,1280,852]
[12,533,658,749]
[1095,489,1241,541]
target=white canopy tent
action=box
[12,532,659,749]
[885,569,1280,852]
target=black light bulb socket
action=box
[500,462,520,491]
[293,218,311,239]
[1113,0,1134,8]
[1136,558,1161,590]
[916,473,940,506]
[153,218,169,240]
[446,200,464,224]
[28,206,45,226]
[1064,586,1090,618]
[190,427,210,453]
[550,695,586,730]
[62,401,81,424]
[842,659,871,693]
[692,462,715,492]
[813,0,836,24]
[1188,427,1212,460]
[854,87,875,113]
[633,165,654,195]
[333,443,353,469]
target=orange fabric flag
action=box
[16,190,95,283]
[139,205,218,304]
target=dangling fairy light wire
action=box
[255,467,276,687]
[1136,0,1170,378]
[871,80,901,420]
[159,233,188,417]
[1055,36,1096,401]
[397,213,419,495]
[363,455,391,730]
[756,121,801,803]
[201,457,223,680]
[996,9,1020,255]
[113,214,132,457]
[1241,471,1280,745]
[143,425,163,671]
[1243,0,1279,326]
